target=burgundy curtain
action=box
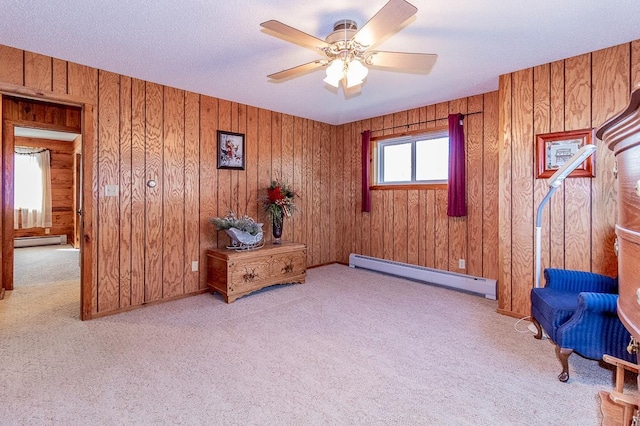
[362,130,371,212]
[447,114,467,217]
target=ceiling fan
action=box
[260,0,437,90]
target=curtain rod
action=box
[361,111,483,134]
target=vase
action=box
[272,216,283,244]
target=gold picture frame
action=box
[536,128,595,179]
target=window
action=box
[14,147,52,229]
[376,129,449,186]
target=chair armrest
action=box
[557,292,634,362]
[578,292,618,313]
[544,268,617,293]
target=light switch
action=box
[104,185,119,197]
[191,261,198,272]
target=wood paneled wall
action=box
[13,137,75,242]
[335,93,500,281]
[498,40,640,317]
[0,45,334,317]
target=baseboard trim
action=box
[87,288,209,320]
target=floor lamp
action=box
[534,144,597,288]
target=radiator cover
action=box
[349,253,497,300]
[14,235,67,248]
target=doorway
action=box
[12,126,81,290]
[1,94,93,319]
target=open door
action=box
[2,121,15,292]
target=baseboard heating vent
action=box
[14,235,67,248]
[349,253,497,300]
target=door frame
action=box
[1,87,95,320]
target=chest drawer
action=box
[616,227,640,338]
[617,147,640,233]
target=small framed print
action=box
[536,128,595,179]
[217,130,245,170]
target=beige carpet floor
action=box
[0,264,627,425]
[13,244,80,286]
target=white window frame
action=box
[375,128,449,186]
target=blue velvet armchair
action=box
[530,268,636,382]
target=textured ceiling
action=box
[2,0,640,125]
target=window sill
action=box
[370,184,448,191]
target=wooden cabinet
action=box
[598,86,640,340]
[206,242,306,303]
[597,85,640,421]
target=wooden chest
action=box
[598,86,640,340]
[206,242,306,303]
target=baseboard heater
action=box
[349,253,497,300]
[14,235,67,248]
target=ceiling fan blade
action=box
[352,0,417,47]
[365,51,437,73]
[261,20,330,51]
[267,60,327,80]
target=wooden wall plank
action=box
[532,64,551,283]
[320,122,331,263]
[67,62,97,100]
[246,106,259,224]
[52,58,67,95]
[130,78,146,304]
[118,75,132,307]
[199,96,218,289]
[406,190,419,265]
[510,68,534,315]
[466,111,483,277]
[498,73,513,312]
[162,87,185,298]
[563,53,592,272]
[0,46,23,85]
[549,60,566,269]
[258,108,272,242]
[96,71,120,312]
[144,82,164,303]
[330,123,340,262]
[303,119,313,264]
[591,44,629,276]
[24,52,51,92]
[434,190,449,270]
[184,92,200,293]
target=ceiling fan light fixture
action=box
[324,59,345,87]
[345,59,369,87]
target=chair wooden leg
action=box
[531,317,543,340]
[555,346,573,382]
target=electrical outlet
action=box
[459,259,466,269]
[44,228,50,234]
[191,261,198,272]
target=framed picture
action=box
[217,130,245,170]
[536,128,595,179]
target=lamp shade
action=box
[324,60,344,87]
[345,59,368,88]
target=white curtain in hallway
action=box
[14,147,53,229]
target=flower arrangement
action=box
[262,180,297,222]
[211,211,262,236]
